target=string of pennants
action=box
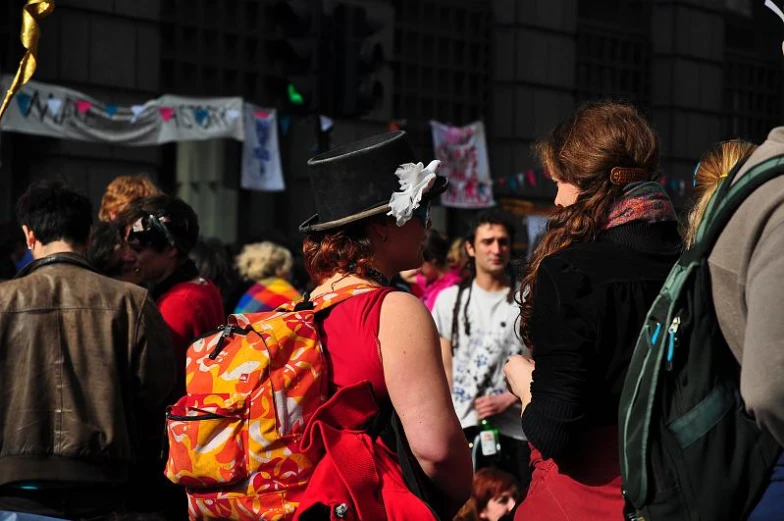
[13,91,244,125]
[5,75,694,200]
[493,168,552,192]
[13,93,338,140]
[493,169,689,198]
[658,174,688,198]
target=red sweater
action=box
[157,278,225,371]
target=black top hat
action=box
[299,130,448,233]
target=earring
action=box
[380,234,387,242]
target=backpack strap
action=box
[686,154,784,261]
[283,283,383,313]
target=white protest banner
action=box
[241,105,285,192]
[430,120,495,209]
[0,75,244,145]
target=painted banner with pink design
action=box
[0,75,244,145]
[430,120,495,209]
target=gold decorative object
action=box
[0,0,55,122]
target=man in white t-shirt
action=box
[432,210,530,488]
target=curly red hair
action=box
[453,467,519,521]
[302,218,383,284]
[99,174,160,222]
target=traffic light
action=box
[322,1,392,118]
[266,0,319,112]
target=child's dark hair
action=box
[87,220,125,277]
[423,229,450,267]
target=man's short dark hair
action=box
[122,195,200,256]
[15,181,93,246]
[465,208,516,245]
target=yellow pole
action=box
[0,0,55,122]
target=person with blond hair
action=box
[99,174,161,222]
[683,139,757,248]
[447,236,469,274]
[233,241,301,313]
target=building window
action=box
[391,0,491,156]
[575,22,651,110]
[724,51,783,144]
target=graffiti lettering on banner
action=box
[0,75,244,144]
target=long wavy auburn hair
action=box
[519,101,661,348]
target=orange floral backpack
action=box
[164,284,379,520]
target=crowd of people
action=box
[0,98,782,521]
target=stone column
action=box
[489,0,578,201]
[650,0,725,207]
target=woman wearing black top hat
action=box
[295,131,472,520]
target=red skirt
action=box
[514,426,625,521]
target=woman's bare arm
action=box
[379,291,473,508]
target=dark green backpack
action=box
[619,155,784,521]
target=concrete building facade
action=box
[0,0,781,247]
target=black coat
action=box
[521,221,682,462]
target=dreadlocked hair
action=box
[450,209,517,354]
[302,217,384,284]
[519,101,660,349]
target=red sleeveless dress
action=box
[319,287,391,399]
[295,287,440,521]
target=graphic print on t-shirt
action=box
[431,281,528,440]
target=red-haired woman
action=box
[295,131,472,520]
[454,467,519,521]
[504,101,682,520]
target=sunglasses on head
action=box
[126,214,177,252]
[412,201,431,227]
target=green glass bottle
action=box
[479,418,501,457]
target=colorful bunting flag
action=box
[46,97,61,116]
[16,92,31,114]
[319,114,334,132]
[130,104,145,122]
[193,107,209,125]
[75,100,92,115]
[159,107,175,122]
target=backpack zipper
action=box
[665,315,681,371]
[650,322,662,345]
[208,325,247,360]
[166,406,237,421]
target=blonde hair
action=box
[447,236,468,271]
[683,140,757,248]
[99,174,161,221]
[236,242,293,281]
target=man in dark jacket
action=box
[0,181,176,518]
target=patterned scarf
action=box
[603,181,677,230]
